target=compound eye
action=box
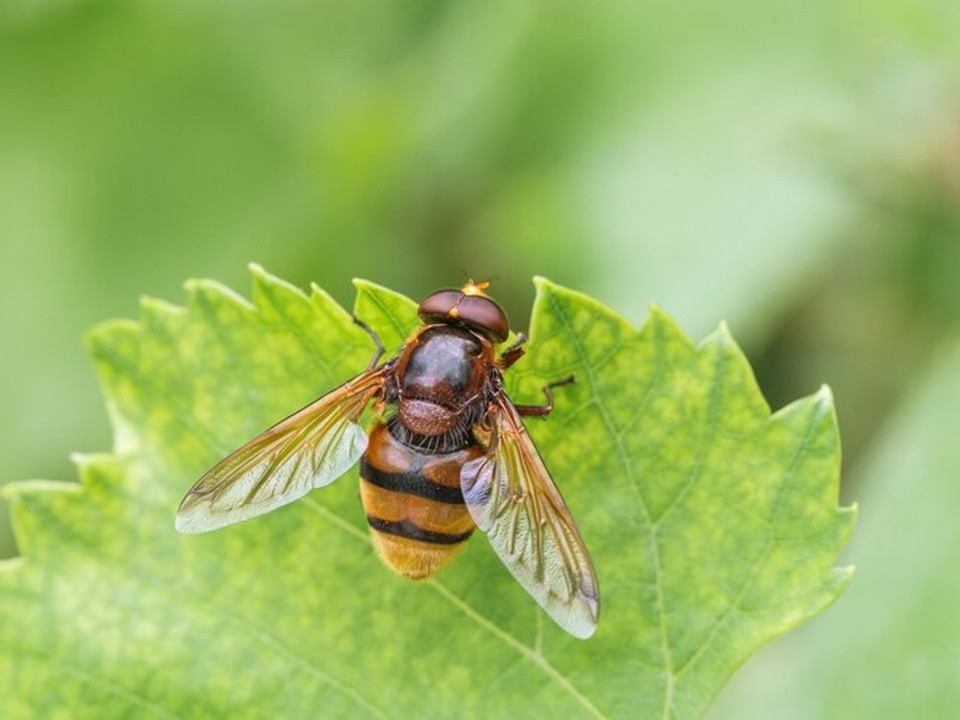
[417,288,510,343]
[418,290,462,322]
[457,295,508,343]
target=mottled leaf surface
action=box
[0,268,854,719]
[709,335,960,720]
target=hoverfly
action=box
[176,280,599,638]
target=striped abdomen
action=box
[360,421,484,579]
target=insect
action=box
[175,280,599,638]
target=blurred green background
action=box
[1,1,959,717]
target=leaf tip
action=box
[351,277,376,298]
[636,304,694,355]
[69,451,109,472]
[351,277,380,294]
[836,564,857,587]
[716,319,734,343]
[531,275,555,292]
[248,262,275,290]
[530,276,635,341]
[184,277,256,311]
[697,319,738,352]
[139,294,185,323]
[82,322,108,353]
[248,262,288,290]
[2,479,79,502]
[83,317,139,355]
[696,318,743,357]
[351,278,418,313]
[814,383,835,407]
[841,500,859,528]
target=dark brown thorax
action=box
[393,325,496,437]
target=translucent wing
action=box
[175,368,387,534]
[461,394,600,639]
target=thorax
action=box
[390,325,496,439]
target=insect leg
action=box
[353,316,386,370]
[499,332,527,369]
[513,375,575,417]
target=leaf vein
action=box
[257,285,336,378]
[359,288,412,350]
[95,344,232,458]
[673,400,824,679]
[302,498,607,719]
[26,650,182,719]
[651,338,727,526]
[16,494,390,720]
[542,292,677,718]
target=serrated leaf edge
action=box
[1,268,855,720]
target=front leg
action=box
[513,375,576,417]
[499,332,527,370]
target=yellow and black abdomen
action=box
[360,421,483,579]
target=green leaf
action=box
[708,334,960,720]
[0,268,854,719]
